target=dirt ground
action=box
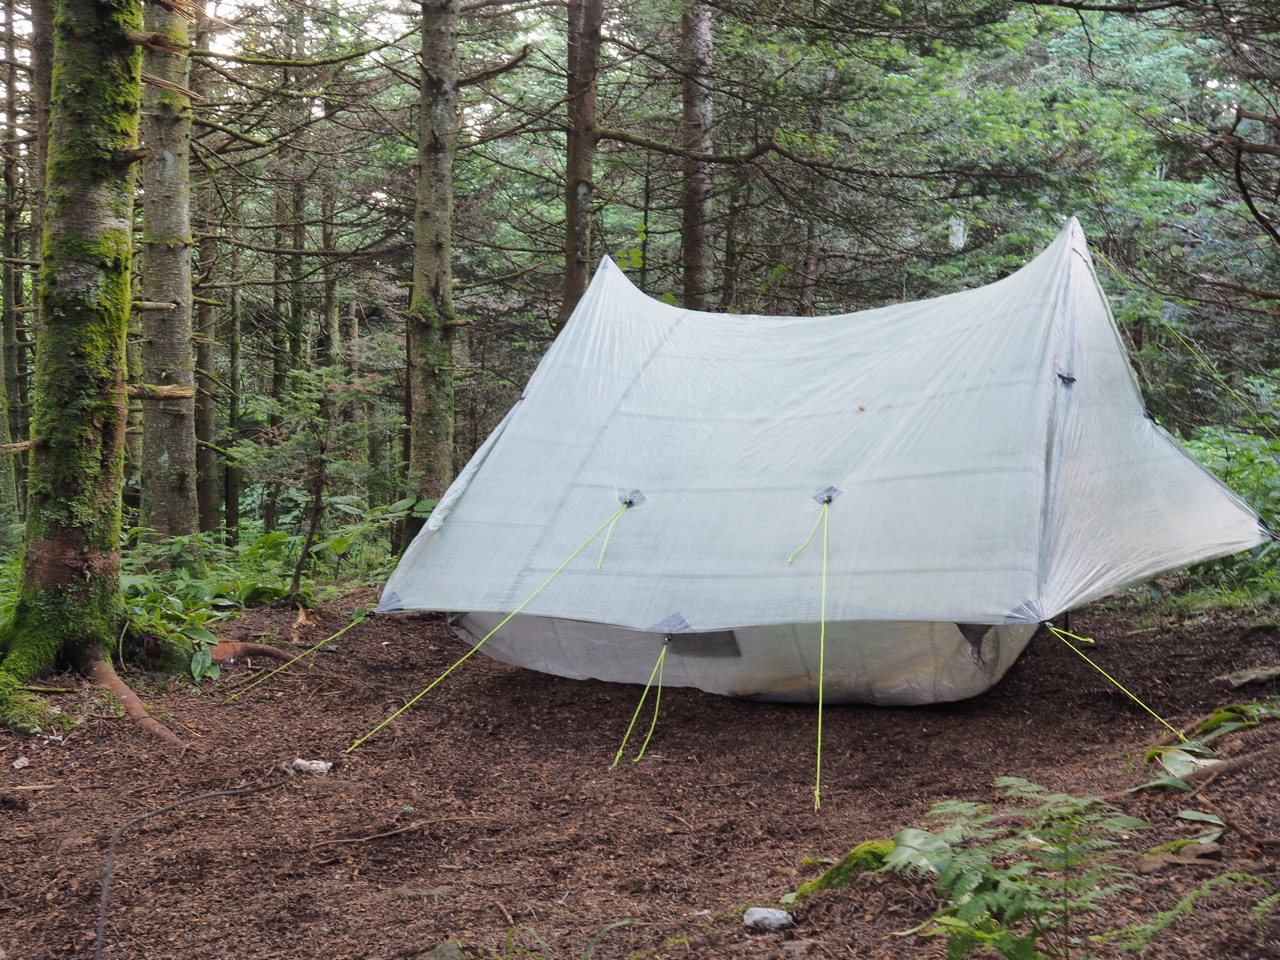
[2,594,1278,960]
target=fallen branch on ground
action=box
[94,782,284,960]
[1186,739,1280,789]
[209,642,296,664]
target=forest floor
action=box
[2,592,1279,960]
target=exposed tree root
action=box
[1187,739,1280,789]
[209,642,296,664]
[83,648,185,750]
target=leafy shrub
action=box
[1182,425,1280,593]
[884,777,1144,960]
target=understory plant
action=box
[1133,698,1280,792]
[885,777,1145,960]
[121,530,292,681]
[1183,413,1280,595]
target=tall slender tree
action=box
[558,0,603,326]
[139,0,200,539]
[680,1,715,309]
[405,0,460,538]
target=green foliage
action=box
[885,778,1145,960]
[122,531,280,681]
[1254,888,1280,936]
[1182,423,1280,593]
[119,503,415,680]
[1101,873,1267,954]
[1130,699,1279,793]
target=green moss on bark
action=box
[792,840,897,899]
[0,0,140,699]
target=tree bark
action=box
[557,0,603,328]
[404,0,459,543]
[0,0,141,715]
[0,0,21,542]
[139,0,199,538]
[680,1,715,310]
[798,220,820,316]
[192,44,220,535]
[224,235,242,544]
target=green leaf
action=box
[1127,774,1192,793]
[183,626,220,646]
[1160,749,1219,779]
[1176,810,1226,826]
[191,645,213,680]
[885,828,952,875]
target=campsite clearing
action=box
[2,595,1278,959]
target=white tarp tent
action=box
[379,219,1268,705]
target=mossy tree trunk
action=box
[404,0,458,545]
[139,0,199,540]
[0,0,23,544]
[0,0,142,718]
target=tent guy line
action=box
[611,636,670,767]
[348,501,635,752]
[1047,625,1187,743]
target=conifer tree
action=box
[0,0,145,730]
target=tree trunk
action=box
[798,220,820,316]
[680,1,715,310]
[0,0,141,717]
[718,179,743,311]
[18,0,53,509]
[0,0,21,543]
[557,0,603,328]
[194,248,219,533]
[192,40,220,535]
[224,269,242,544]
[404,0,459,544]
[264,13,307,535]
[139,0,198,538]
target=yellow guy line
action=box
[347,504,631,753]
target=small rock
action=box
[744,907,793,932]
[290,758,332,775]
[12,756,29,771]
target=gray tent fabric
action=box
[379,219,1268,704]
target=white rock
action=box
[743,907,793,932]
[11,756,29,770]
[291,758,332,775]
